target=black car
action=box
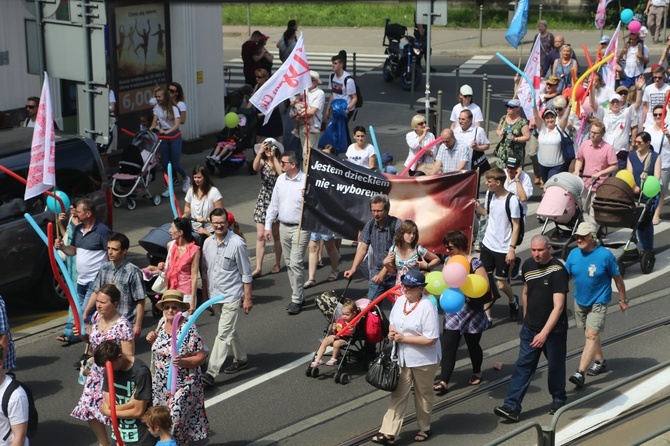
[0,127,112,309]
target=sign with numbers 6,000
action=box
[120,87,158,114]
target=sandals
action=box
[270,264,281,274]
[304,279,316,288]
[325,358,338,366]
[414,430,432,442]
[327,270,340,282]
[56,335,70,343]
[433,381,449,396]
[251,268,262,279]
[469,374,482,385]
[309,360,323,368]
[371,433,395,445]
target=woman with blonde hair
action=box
[404,114,436,175]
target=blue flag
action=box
[505,0,529,49]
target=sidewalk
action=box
[223,25,667,58]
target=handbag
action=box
[557,126,575,162]
[365,340,399,392]
[151,274,167,294]
[471,128,491,174]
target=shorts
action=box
[574,302,607,332]
[310,232,334,242]
[480,244,510,280]
[660,168,670,196]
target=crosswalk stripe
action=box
[454,55,493,74]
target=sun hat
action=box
[575,222,597,237]
[254,137,285,155]
[546,76,560,85]
[310,70,321,84]
[156,290,190,312]
[400,270,427,287]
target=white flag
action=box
[602,21,621,92]
[249,33,311,125]
[25,72,56,200]
[518,36,542,120]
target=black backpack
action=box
[2,376,38,440]
[330,74,363,108]
[486,191,525,246]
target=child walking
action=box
[142,406,177,446]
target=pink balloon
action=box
[628,20,642,34]
[442,262,468,288]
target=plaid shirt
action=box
[360,215,402,277]
[0,297,16,370]
[442,258,489,334]
[92,260,145,323]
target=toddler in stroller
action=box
[311,299,361,368]
[205,107,257,176]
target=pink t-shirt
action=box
[576,139,617,190]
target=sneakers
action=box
[201,373,215,387]
[160,189,170,198]
[569,370,585,387]
[206,155,221,162]
[182,176,191,193]
[586,359,608,376]
[224,360,248,374]
[287,302,302,315]
[509,295,520,321]
[549,401,565,415]
[494,405,519,422]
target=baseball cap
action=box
[381,153,394,164]
[600,35,611,44]
[400,270,427,287]
[506,98,521,108]
[460,85,474,96]
[506,156,522,169]
[542,108,557,117]
[260,33,270,41]
[575,222,597,236]
[546,76,560,85]
[609,93,623,103]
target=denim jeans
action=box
[64,281,94,338]
[367,276,396,301]
[160,130,187,180]
[503,324,567,413]
[637,195,659,252]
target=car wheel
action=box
[39,269,69,310]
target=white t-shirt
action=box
[305,87,325,131]
[453,124,490,149]
[185,187,223,233]
[623,44,649,78]
[153,105,181,131]
[483,191,521,253]
[597,105,637,153]
[449,103,484,125]
[504,171,534,215]
[537,124,564,167]
[0,377,29,446]
[329,71,356,106]
[175,100,187,119]
[647,127,670,168]
[346,143,376,168]
[642,83,670,128]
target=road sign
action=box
[76,84,110,144]
[44,21,106,84]
[416,0,448,27]
[21,0,61,18]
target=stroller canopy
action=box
[544,172,584,202]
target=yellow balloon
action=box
[446,254,471,274]
[460,274,489,298]
[615,170,635,189]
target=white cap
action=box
[460,85,473,96]
[609,93,623,103]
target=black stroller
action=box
[205,107,257,177]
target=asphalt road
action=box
[11,54,670,446]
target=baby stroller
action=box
[591,177,656,276]
[111,129,162,210]
[307,289,389,385]
[537,172,587,259]
[205,107,257,178]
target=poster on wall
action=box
[110,1,171,140]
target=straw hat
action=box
[156,290,190,312]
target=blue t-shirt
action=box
[156,439,177,446]
[565,245,620,306]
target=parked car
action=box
[0,127,112,309]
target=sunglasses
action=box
[462,95,473,98]
[653,76,664,80]
[417,121,427,126]
[168,88,177,93]
[255,76,266,79]
[25,105,36,109]
[162,304,182,311]
[654,113,663,117]
[555,108,564,112]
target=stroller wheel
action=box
[617,258,626,278]
[310,367,319,378]
[152,195,162,206]
[641,250,655,274]
[127,198,137,210]
[305,367,313,377]
[339,373,350,385]
[113,197,122,208]
[334,372,341,383]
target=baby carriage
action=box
[111,129,162,210]
[307,287,391,385]
[591,177,656,276]
[537,172,587,259]
[205,107,257,178]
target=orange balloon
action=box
[446,254,470,274]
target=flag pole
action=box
[297,90,311,247]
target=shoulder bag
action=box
[366,340,399,392]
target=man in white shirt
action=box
[646,0,669,43]
[295,70,325,165]
[642,65,670,129]
[324,53,357,144]
[0,345,28,446]
[504,157,533,216]
[453,109,490,175]
[21,97,38,128]
[264,151,310,315]
[431,128,471,174]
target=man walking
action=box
[494,235,569,422]
[202,208,253,386]
[344,194,402,300]
[323,52,357,143]
[265,151,310,315]
[565,222,627,388]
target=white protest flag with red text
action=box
[249,33,311,125]
[602,21,621,91]
[517,36,542,120]
[25,72,56,200]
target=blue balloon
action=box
[46,190,71,214]
[440,288,465,314]
[620,8,634,24]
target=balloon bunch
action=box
[425,255,490,315]
[615,170,661,198]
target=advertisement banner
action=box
[302,150,478,253]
